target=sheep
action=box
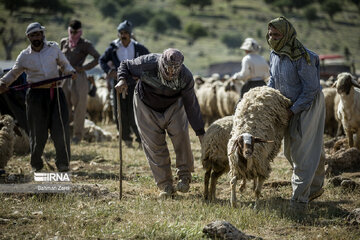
[227,86,291,207]
[216,78,240,118]
[322,87,337,136]
[87,77,112,124]
[196,81,222,126]
[202,116,233,201]
[0,114,21,172]
[333,72,360,149]
[82,119,113,142]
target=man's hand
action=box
[115,79,128,96]
[71,71,77,80]
[74,66,84,72]
[198,134,204,145]
[0,81,8,94]
[106,69,117,80]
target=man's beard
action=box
[31,39,42,47]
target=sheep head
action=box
[332,72,360,95]
[228,133,274,159]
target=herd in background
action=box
[0,69,359,203]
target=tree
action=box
[185,22,207,44]
[0,0,73,60]
[321,0,342,20]
[94,0,131,19]
[221,33,243,49]
[304,6,318,24]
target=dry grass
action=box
[0,123,360,239]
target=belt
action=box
[32,82,61,89]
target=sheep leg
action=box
[209,168,226,201]
[255,177,265,200]
[230,176,238,208]
[239,179,246,192]
[252,178,258,192]
[356,129,360,150]
[204,168,211,200]
[346,129,354,148]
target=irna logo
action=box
[34,173,71,182]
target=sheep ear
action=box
[254,137,274,143]
[331,81,337,88]
[228,137,242,156]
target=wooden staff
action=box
[117,91,124,199]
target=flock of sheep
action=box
[1,71,359,207]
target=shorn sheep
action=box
[333,72,360,149]
[202,116,233,201]
[228,86,291,207]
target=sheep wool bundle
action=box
[228,86,291,207]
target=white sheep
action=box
[82,119,113,142]
[87,77,112,124]
[196,80,221,125]
[216,78,240,118]
[0,114,21,171]
[228,86,291,207]
[322,87,337,136]
[333,72,360,149]
[202,116,233,201]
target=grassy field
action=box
[1,0,360,75]
[1,123,360,239]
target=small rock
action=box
[346,208,360,225]
[203,220,262,240]
[31,211,43,216]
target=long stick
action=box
[117,91,123,200]
[9,75,72,91]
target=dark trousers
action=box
[240,80,266,98]
[112,79,141,143]
[0,90,28,133]
[26,88,70,170]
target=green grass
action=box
[1,124,360,239]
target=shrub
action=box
[185,22,207,42]
[221,33,243,49]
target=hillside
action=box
[1,0,359,76]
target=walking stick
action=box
[117,91,124,200]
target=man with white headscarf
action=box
[232,38,270,98]
[115,48,205,198]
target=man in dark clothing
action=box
[99,20,149,147]
[116,48,205,198]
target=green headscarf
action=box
[266,16,311,64]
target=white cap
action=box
[240,38,260,52]
[25,22,45,35]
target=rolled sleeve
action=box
[1,54,25,86]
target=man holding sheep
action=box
[266,17,326,211]
[115,48,205,198]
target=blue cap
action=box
[117,20,132,34]
[25,22,45,35]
